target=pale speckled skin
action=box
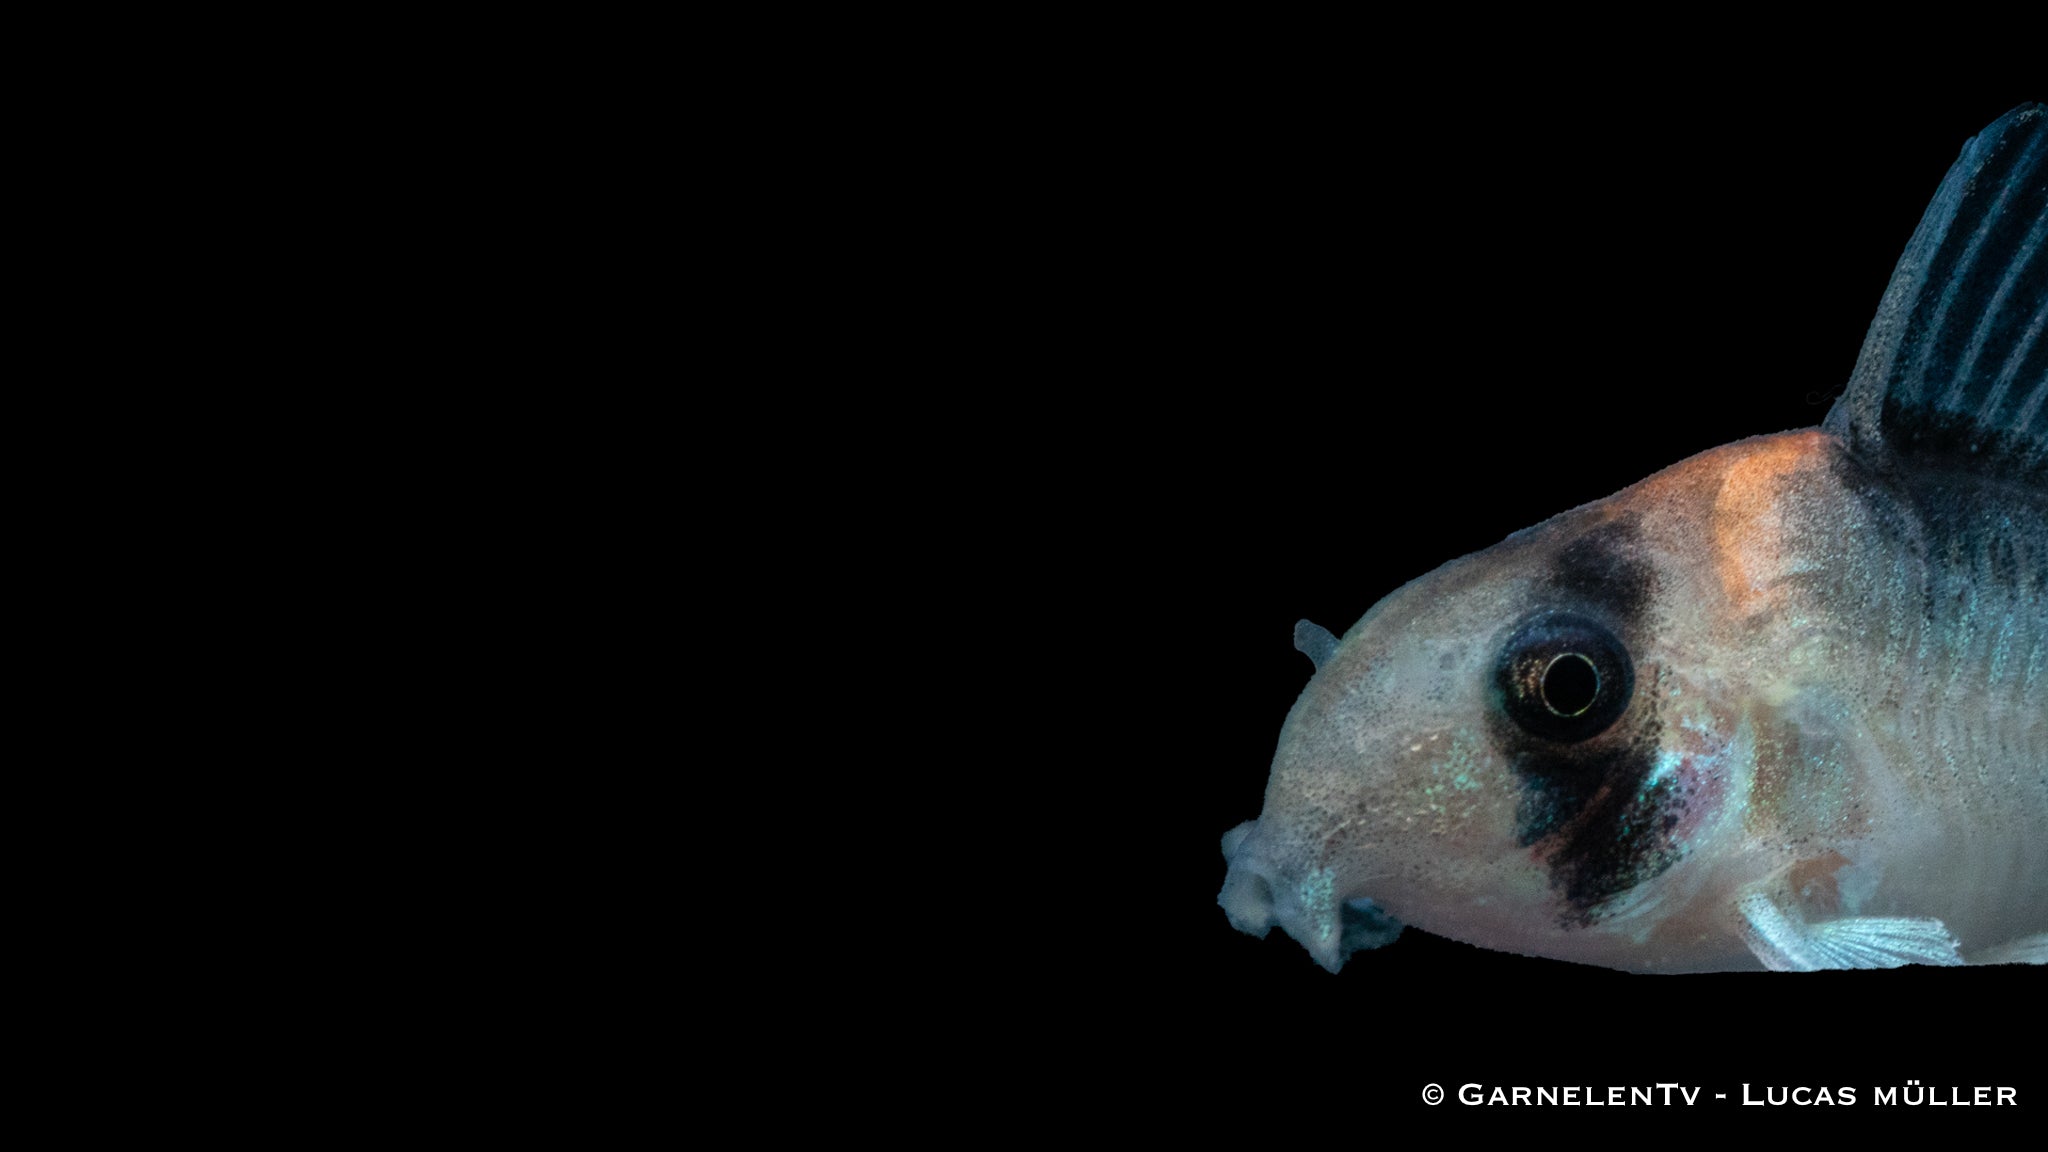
[1218,428,2048,972]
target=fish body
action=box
[1218,104,2048,973]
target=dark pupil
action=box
[1541,653,1599,717]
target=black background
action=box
[1031,79,2043,1109]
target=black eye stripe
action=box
[1547,519,1655,625]
[1487,519,1675,922]
[1495,640,1679,923]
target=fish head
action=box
[1219,430,1857,972]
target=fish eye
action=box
[1496,614,1633,741]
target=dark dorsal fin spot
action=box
[1826,103,2048,487]
[1546,518,1655,624]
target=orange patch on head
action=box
[1709,431,1830,615]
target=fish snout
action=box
[1218,820,1404,971]
[1218,820,1278,937]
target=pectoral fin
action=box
[1737,892,1963,971]
[1968,933,2048,966]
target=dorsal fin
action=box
[1293,620,1337,671]
[1824,103,2047,485]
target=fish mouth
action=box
[1218,819,1403,972]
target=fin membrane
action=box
[1826,103,2048,485]
[1968,933,2048,965]
[1293,619,1337,671]
[1739,892,1963,971]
